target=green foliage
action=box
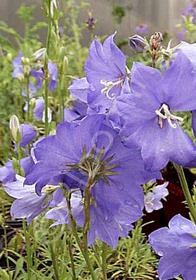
[112,5,126,24]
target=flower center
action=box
[100,78,124,100]
[155,104,183,128]
[67,145,119,185]
[100,67,130,100]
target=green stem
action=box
[67,236,77,280]
[44,59,49,136]
[59,65,64,122]
[50,242,59,280]
[25,75,30,122]
[101,242,108,280]
[66,193,97,280]
[43,0,52,136]
[16,141,22,175]
[2,214,11,280]
[83,178,92,251]
[174,163,196,224]
[23,220,32,280]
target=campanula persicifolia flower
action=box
[149,214,196,280]
[144,182,169,213]
[24,115,160,246]
[85,33,131,100]
[135,24,148,35]
[116,52,196,171]
[4,175,63,224]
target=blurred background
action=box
[0,0,190,43]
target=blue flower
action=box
[0,156,34,184]
[19,124,37,147]
[144,181,169,213]
[176,41,196,138]
[12,52,24,79]
[69,34,131,116]
[64,99,88,122]
[135,24,148,35]
[24,115,160,246]
[4,175,63,224]
[33,97,52,122]
[31,61,58,91]
[46,188,143,247]
[149,214,196,280]
[116,52,196,171]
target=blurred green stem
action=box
[43,0,52,136]
[66,192,97,280]
[174,163,196,224]
[67,236,77,280]
[25,75,30,122]
[50,242,59,280]
[101,242,108,280]
[23,220,32,280]
[2,212,11,280]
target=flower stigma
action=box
[100,67,130,100]
[100,79,124,100]
[155,103,183,128]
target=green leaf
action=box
[30,22,47,33]
[14,257,24,280]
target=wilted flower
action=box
[116,52,196,171]
[149,214,196,280]
[150,32,163,50]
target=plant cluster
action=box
[0,1,196,280]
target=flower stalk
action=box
[174,163,196,224]
[43,0,52,136]
[66,191,98,280]
[101,242,108,280]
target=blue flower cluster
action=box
[2,33,196,279]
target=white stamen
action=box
[100,78,124,100]
[155,104,183,129]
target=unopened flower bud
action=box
[59,47,66,61]
[32,48,46,61]
[150,32,163,50]
[129,34,148,52]
[9,115,21,142]
[59,26,63,37]
[21,57,31,76]
[86,12,96,31]
[62,56,69,73]
[7,53,12,62]
[21,57,30,65]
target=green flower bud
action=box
[9,115,21,142]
